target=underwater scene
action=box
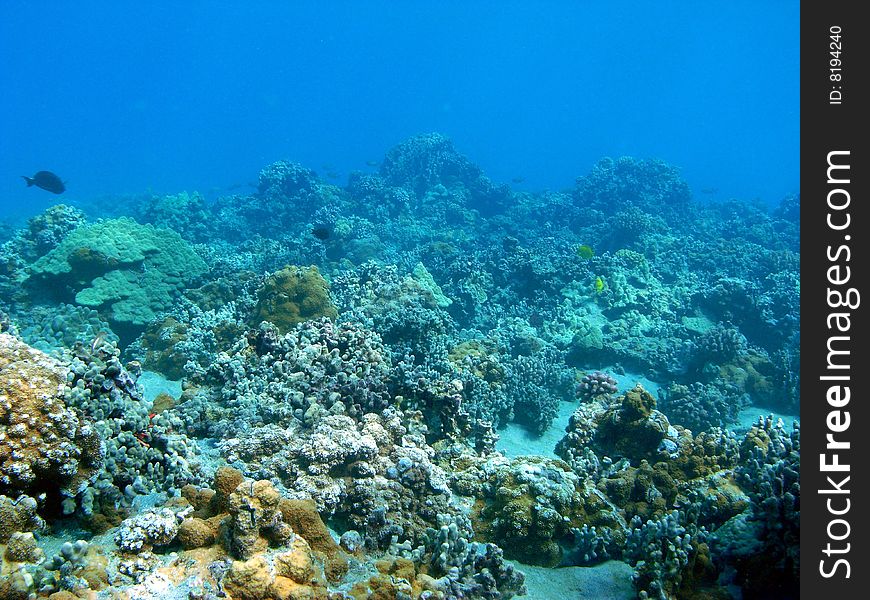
[0,3,799,600]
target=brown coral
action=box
[207,464,244,515]
[594,384,670,462]
[279,498,349,582]
[176,469,350,586]
[274,536,317,585]
[223,556,274,599]
[223,550,329,600]
[0,334,103,498]
[251,266,337,334]
[177,517,217,549]
[350,557,441,600]
[169,472,336,599]
[0,495,43,543]
[227,479,293,559]
[598,460,677,521]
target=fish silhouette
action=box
[312,226,331,240]
[22,171,65,194]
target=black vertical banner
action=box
[801,2,868,597]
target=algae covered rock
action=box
[28,217,207,330]
[227,479,293,559]
[251,265,337,334]
[595,384,670,461]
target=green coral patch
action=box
[28,218,206,329]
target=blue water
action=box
[1,1,798,222]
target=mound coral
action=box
[22,204,87,260]
[27,217,207,332]
[249,160,342,228]
[0,333,104,499]
[572,156,692,224]
[138,191,212,243]
[594,384,671,461]
[251,265,337,334]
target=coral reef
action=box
[658,381,749,433]
[450,454,614,567]
[390,514,527,599]
[380,133,511,214]
[0,136,800,599]
[593,384,673,462]
[137,191,212,243]
[724,417,800,596]
[61,336,202,525]
[16,303,117,355]
[625,510,708,600]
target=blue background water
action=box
[0,1,798,222]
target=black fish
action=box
[312,227,331,240]
[22,171,65,194]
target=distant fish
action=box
[312,226,331,240]
[511,176,525,184]
[700,187,719,195]
[325,171,341,180]
[365,160,380,167]
[22,170,65,194]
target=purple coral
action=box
[576,370,618,402]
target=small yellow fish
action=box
[594,276,605,293]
